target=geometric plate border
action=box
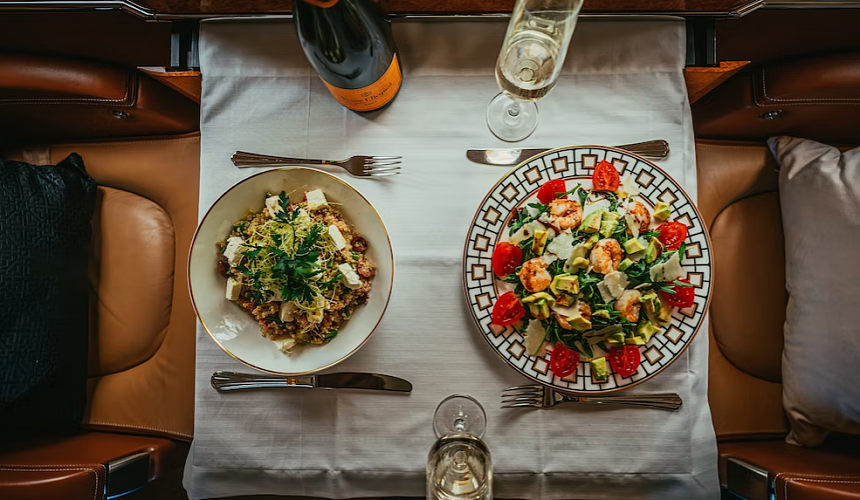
[461,145,714,395]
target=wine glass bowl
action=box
[432,394,487,439]
[486,0,584,142]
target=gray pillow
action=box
[768,136,860,447]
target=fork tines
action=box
[362,156,402,175]
[501,384,544,408]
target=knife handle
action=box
[211,371,315,392]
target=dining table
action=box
[183,14,720,500]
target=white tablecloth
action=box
[185,17,719,500]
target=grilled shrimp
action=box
[614,289,642,323]
[549,199,583,230]
[590,238,624,274]
[627,201,652,234]
[518,257,552,292]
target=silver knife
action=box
[467,139,670,166]
[211,371,412,393]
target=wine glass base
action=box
[486,93,538,143]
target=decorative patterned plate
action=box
[462,146,713,394]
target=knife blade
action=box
[467,140,670,166]
[211,371,412,393]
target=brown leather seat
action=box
[0,53,200,500]
[696,52,860,499]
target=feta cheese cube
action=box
[305,189,328,210]
[273,337,296,352]
[337,263,362,290]
[223,237,248,266]
[265,195,284,217]
[226,277,242,301]
[328,225,346,250]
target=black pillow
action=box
[0,153,96,428]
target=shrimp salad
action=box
[490,160,694,381]
[217,189,375,352]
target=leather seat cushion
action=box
[696,140,788,439]
[709,192,786,383]
[88,186,175,377]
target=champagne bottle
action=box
[293,0,402,112]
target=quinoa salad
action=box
[217,188,375,352]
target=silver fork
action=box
[231,151,401,177]
[501,384,682,411]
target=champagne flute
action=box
[487,0,584,142]
[427,395,492,500]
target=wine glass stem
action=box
[505,101,521,125]
[454,418,466,432]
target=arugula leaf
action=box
[527,202,548,213]
[678,241,687,259]
[278,191,289,211]
[578,187,589,207]
[673,279,694,288]
[236,264,254,277]
[557,183,582,200]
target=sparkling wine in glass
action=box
[487,0,584,142]
[427,395,492,500]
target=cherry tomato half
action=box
[661,278,695,309]
[491,291,525,326]
[537,179,567,205]
[492,242,524,277]
[609,345,641,378]
[550,343,580,378]
[656,221,688,251]
[592,160,620,192]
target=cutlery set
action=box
[223,138,679,410]
[212,371,682,411]
[231,139,669,176]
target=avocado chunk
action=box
[555,293,577,307]
[602,211,621,221]
[578,210,603,234]
[584,233,600,250]
[522,292,555,304]
[600,219,619,238]
[637,320,659,343]
[623,238,647,254]
[527,301,552,320]
[653,201,671,221]
[607,332,626,346]
[658,295,673,323]
[618,258,634,272]
[593,309,611,319]
[532,230,549,256]
[550,273,580,296]
[565,256,590,272]
[625,335,646,346]
[641,292,661,316]
[568,311,592,332]
[591,357,609,383]
[645,237,664,264]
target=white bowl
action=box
[188,168,393,375]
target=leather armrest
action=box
[719,440,860,500]
[0,431,184,500]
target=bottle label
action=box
[322,55,402,112]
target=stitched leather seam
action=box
[759,67,860,105]
[84,421,193,440]
[783,476,860,500]
[0,72,136,106]
[0,466,101,500]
